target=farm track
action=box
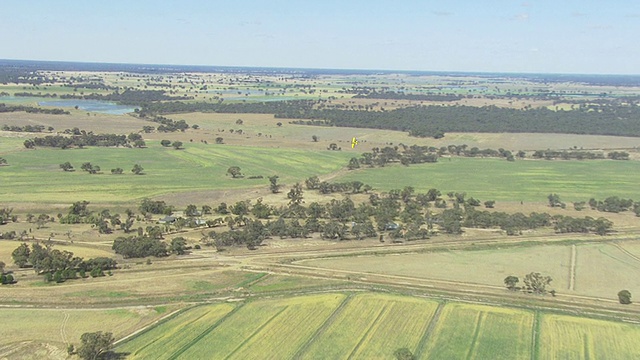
[569,245,577,291]
[415,302,444,359]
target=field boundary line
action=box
[292,293,354,359]
[569,244,577,291]
[466,311,485,360]
[131,309,213,357]
[222,305,289,360]
[347,303,390,360]
[166,303,246,360]
[414,302,445,359]
[583,333,591,360]
[531,311,540,360]
[114,306,193,347]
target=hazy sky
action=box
[2,0,639,74]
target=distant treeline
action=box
[353,91,463,102]
[0,103,69,115]
[139,100,640,138]
[2,124,52,133]
[24,132,129,149]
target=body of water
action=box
[1,96,136,115]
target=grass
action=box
[0,141,352,204]
[0,306,170,347]
[539,313,640,359]
[337,157,640,202]
[420,303,534,360]
[301,244,573,294]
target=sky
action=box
[2,0,639,74]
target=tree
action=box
[59,162,74,171]
[81,162,99,174]
[215,137,224,144]
[548,193,564,208]
[312,135,318,142]
[227,166,243,178]
[171,237,187,255]
[77,331,114,360]
[236,119,243,125]
[484,200,496,208]
[276,122,282,127]
[269,175,280,193]
[504,275,520,290]
[394,348,416,360]
[111,168,123,174]
[618,290,632,304]
[523,272,552,294]
[133,139,146,148]
[12,243,31,268]
[287,183,304,206]
[172,141,183,149]
[348,157,360,170]
[160,139,171,147]
[131,164,144,175]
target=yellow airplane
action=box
[351,137,358,148]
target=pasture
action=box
[115,291,640,359]
[0,306,171,357]
[299,241,640,300]
[0,141,352,205]
[336,157,640,202]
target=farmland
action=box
[3,64,640,359]
[116,292,640,359]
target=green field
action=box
[0,142,352,204]
[116,292,640,359]
[337,157,640,202]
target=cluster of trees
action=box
[24,132,129,149]
[72,331,114,360]
[1,124,53,132]
[112,235,186,258]
[139,199,174,215]
[143,115,191,132]
[60,162,144,175]
[0,157,6,165]
[11,242,117,282]
[0,103,69,115]
[504,272,555,295]
[58,201,138,234]
[532,149,609,160]
[587,196,640,215]
[160,139,184,149]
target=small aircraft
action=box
[351,137,359,148]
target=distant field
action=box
[0,142,352,204]
[299,242,640,299]
[115,292,640,359]
[336,157,640,202]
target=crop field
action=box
[420,303,533,360]
[539,313,640,359]
[115,292,640,359]
[0,141,352,204]
[337,157,640,202]
[574,242,640,298]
